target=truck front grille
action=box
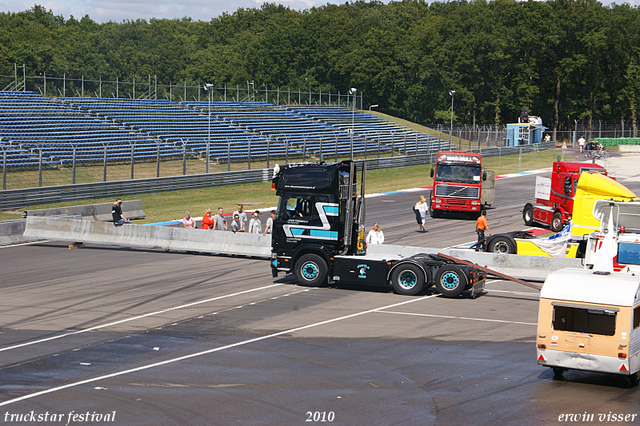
[434,184,479,199]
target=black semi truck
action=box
[270,160,486,297]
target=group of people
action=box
[183,204,276,236]
[114,197,492,250]
[578,135,603,155]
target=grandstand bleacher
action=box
[0,91,444,169]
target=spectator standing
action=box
[213,207,228,231]
[201,208,214,230]
[230,214,244,233]
[263,210,276,236]
[248,211,262,234]
[232,204,247,232]
[366,223,384,246]
[111,199,131,226]
[578,136,586,153]
[414,195,428,233]
[182,211,196,229]
[475,210,491,251]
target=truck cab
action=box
[523,162,609,233]
[271,161,365,285]
[270,161,487,297]
[430,151,494,219]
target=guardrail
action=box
[1,143,554,211]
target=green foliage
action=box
[2,1,640,130]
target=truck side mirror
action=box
[564,177,572,195]
[430,169,434,178]
[482,171,487,181]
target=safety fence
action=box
[595,137,640,147]
[0,142,554,211]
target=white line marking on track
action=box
[0,240,52,248]
[0,284,283,353]
[0,294,438,407]
[378,310,536,326]
[484,289,540,297]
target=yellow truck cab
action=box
[536,268,640,385]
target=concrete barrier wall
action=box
[23,200,145,222]
[618,145,640,153]
[367,244,582,281]
[21,217,578,279]
[0,220,36,245]
[1,216,83,246]
[23,217,271,258]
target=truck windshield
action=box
[435,164,482,184]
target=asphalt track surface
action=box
[1,152,639,426]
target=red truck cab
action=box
[430,151,494,219]
[522,162,606,232]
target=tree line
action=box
[1,0,639,133]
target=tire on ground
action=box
[293,253,328,287]
[430,209,442,218]
[523,203,534,226]
[551,211,564,233]
[487,235,517,254]
[434,265,468,297]
[390,263,425,295]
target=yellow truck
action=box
[485,171,637,257]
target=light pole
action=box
[349,87,356,160]
[204,84,214,173]
[449,90,455,149]
[369,104,378,111]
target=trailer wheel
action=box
[294,254,328,287]
[551,211,564,233]
[391,264,425,295]
[629,372,639,387]
[487,235,517,254]
[435,265,468,297]
[552,367,565,378]
[523,204,534,226]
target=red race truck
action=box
[429,151,495,219]
[522,162,607,232]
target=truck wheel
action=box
[391,263,425,295]
[487,235,517,254]
[435,265,468,297]
[430,209,441,218]
[294,254,328,287]
[551,212,564,232]
[523,204,534,226]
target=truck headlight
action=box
[435,198,441,203]
[471,200,479,205]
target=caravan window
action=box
[553,305,616,336]
[634,306,640,330]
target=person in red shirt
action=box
[201,208,214,230]
[475,210,491,251]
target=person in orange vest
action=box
[475,210,491,251]
[201,208,215,230]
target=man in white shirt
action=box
[263,210,276,236]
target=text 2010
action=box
[306,411,335,422]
